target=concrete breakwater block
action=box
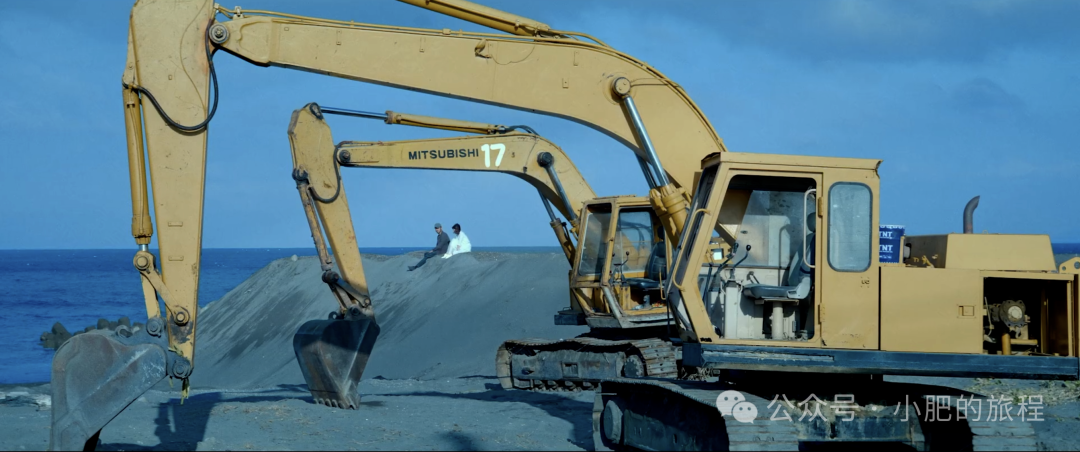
[40,317,142,350]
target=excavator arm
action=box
[286,106,381,410]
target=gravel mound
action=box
[188,252,585,390]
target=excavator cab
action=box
[567,197,673,330]
[702,173,820,341]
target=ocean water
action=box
[1054,243,1080,254]
[0,246,558,384]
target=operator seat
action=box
[624,242,667,291]
[743,216,815,301]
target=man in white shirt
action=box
[443,223,472,258]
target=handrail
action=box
[802,188,817,270]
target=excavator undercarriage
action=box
[497,335,681,390]
[592,377,1040,451]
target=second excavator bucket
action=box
[50,327,169,451]
[293,315,380,409]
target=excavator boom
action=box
[305,103,596,263]
[170,1,724,189]
[336,133,591,263]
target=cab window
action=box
[827,183,872,272]
[612,209,657,274]
[577,206,612,276]
[722,175,817,270]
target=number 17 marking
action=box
[481,143,506,168]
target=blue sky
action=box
[1,0,1077,249]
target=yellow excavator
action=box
[286,102,658,404]
[52,3,719,448]
[588,151,1080,450]
[287,103,683,397]
[52,0,1080,450]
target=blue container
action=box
[879,225,905,263]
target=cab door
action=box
[570,202,616,316]
[819,170,880,349]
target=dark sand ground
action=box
[2,252,1078,450]
[2,379,596,451]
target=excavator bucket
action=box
[50,328,169,451]
[293,316,380,409]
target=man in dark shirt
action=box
[408,223,450,271]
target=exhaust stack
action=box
[963,196,980,234]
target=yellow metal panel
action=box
[1072,276,1079,358]
[704,152,881,171]
[947,234,1055,271]
[978,271,1074,281]
[397,0,555,37]
[819,168,880,350]
[1060,257,1080,274]
[906,234,1056,271]
[880,267,983,354]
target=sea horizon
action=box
[0,245,564,252]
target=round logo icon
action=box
[715,390,746,416]
[731,401,758,423]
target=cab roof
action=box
[701,152,882,171]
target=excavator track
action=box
[591,377,1039,451]
[592,378,800,451]
[496,336,680,391]
[924,393,1038,451]
[965,417,1037,451]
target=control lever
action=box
[612,251,630,284]
[728,244,751,280]
[703,242,738,297]
[716,242,738,269]
[712,242,740,279]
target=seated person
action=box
[442,223,471,258]
[408,223,449,271]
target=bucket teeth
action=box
[293,317,379,410]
